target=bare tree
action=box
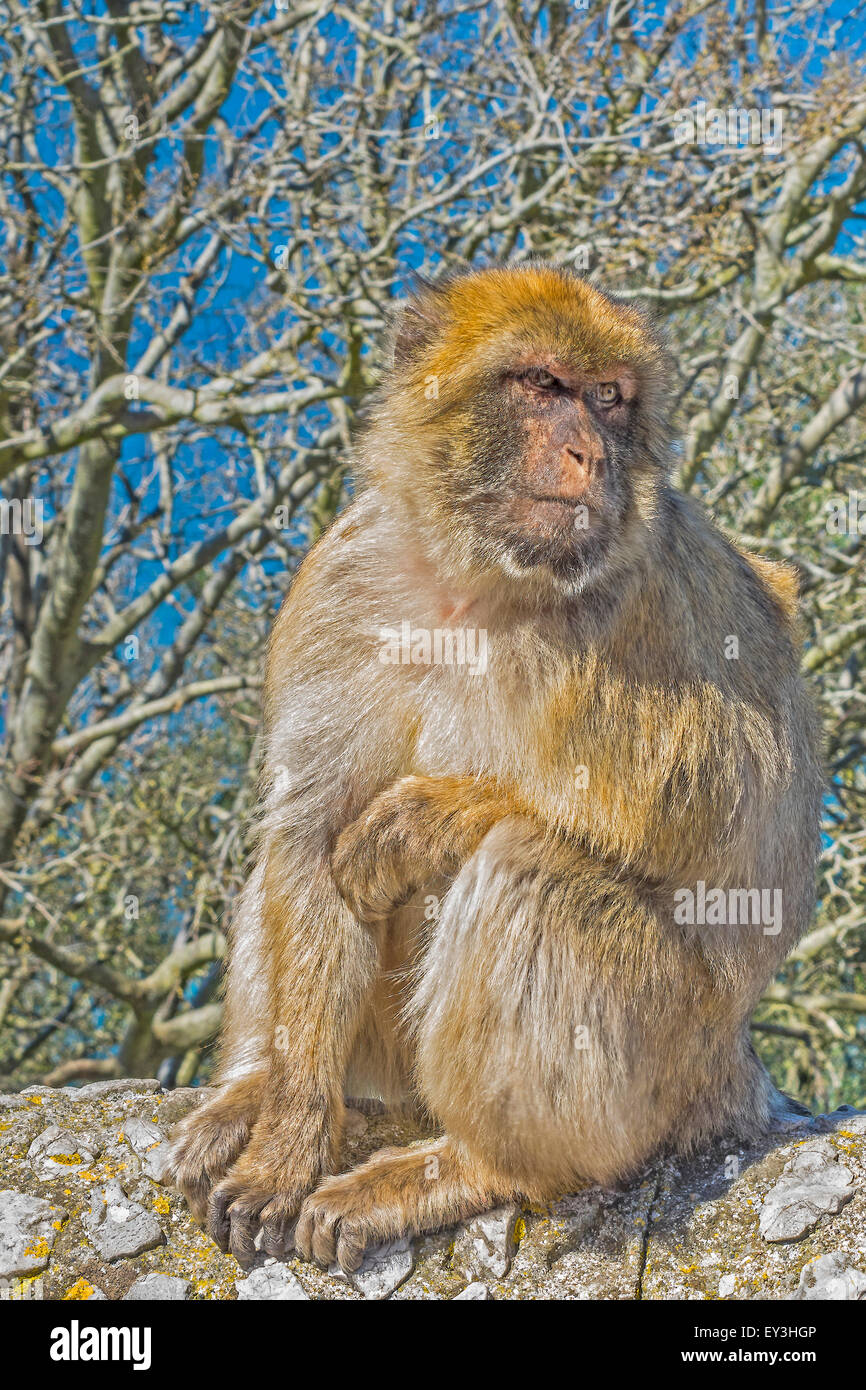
[0,0,864,1101]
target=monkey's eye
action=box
[521,367,559,390]
[592,382,622,407]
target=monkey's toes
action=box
[295,1184,372,1274]
[207,1176,304,1267]
[207,1180,265,1267]
[259,1193,298,1260]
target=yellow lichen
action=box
[23,1236,50,1260]
[63,1278,97,1300]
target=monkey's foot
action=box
[206,1170,309,1267]
[205,1113,331,1266]
[295,1137,509,1274]
[164,1073,265,1224]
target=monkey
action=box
[165,263,823,1274]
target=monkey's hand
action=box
[331,774,511,923]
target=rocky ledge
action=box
[1,1082,864,1301]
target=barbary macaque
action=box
[166,264,822,1271]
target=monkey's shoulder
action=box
[737,551,800,627]
[722,538,803,653]
[271,495,386,625]
[262,491,420,724]
[664,490,801,639]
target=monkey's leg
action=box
[297,817,771,1271]
[343,889,441,1112]
[203,845,380,1265]
[165,863,272,1220]
[413,817,775,1194]
[330,773,511,922]
[295,1136,513,1273]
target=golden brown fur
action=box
[166,264,823,1271]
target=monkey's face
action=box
[367,266,671,598]
[455,357,654,594]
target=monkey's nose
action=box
[560,444,601,497]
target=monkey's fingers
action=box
[208,1167,308,1267]
[331,832,418,923]
[206,1182,238,1253]
[331,775,510,924]
[333,875,418,925]
[164,1093,258,1225]
[227,1204,260,1268]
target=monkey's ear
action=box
[389,295,442,367]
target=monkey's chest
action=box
[410,658,553,791]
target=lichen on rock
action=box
[0,1082,863,1300]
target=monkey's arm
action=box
[169,498,428,1258]
[331,774,515,922]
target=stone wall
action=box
[1,1081,864,1301]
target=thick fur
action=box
[165,264,823,1270]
